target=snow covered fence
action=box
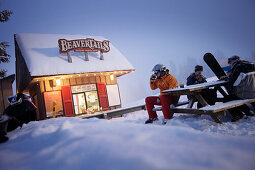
[82,104,146,119]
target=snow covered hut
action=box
[15,33,134,120]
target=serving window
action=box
[73,93,86,115]
[71,84,100,115]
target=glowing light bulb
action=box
[56,79,61,86]
[110,75,114,80]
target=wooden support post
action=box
[210,112,222,124]
[67,52,72,63]
[195,93,208,107]
[215,86,228,97]
[84,52,89,61]
[187,98,195,108]
[100,51,104,60]
[219,111,227,116]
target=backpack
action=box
[233,71,255,99]
[4,94,37,132]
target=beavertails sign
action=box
[58,38,110,53]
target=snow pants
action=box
[145,95,180,119]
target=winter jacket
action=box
[186,73,207,101]
[186,73,207,86]
[150,72,178,95]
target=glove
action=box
[219,76,228,81]
[150,74,157,80]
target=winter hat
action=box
[195,65,203,72]
[228,55,240,64]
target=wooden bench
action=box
[152,100,189,111]
[157,81,255,123]
[167,99,255,123]
[82,104,146,119]
[198,99,255,123]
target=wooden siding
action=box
[29,82,46,120]
[28,74,120,120]
[0,74,15,114]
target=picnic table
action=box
[159,80,255,123]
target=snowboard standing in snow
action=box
[203,53,227,79]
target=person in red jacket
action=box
[145,64,179,124]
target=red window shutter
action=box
[97,82,109,111]
[61,85,75,117]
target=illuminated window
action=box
[71,84,100,115]
[85,91,100,113]
[56,79,61,86]
[73,93,87,115]
[110,74,114,80]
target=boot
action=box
[244,110,255,117]
[145,118,158,124]
[162,118,171,125]
[231,112,244,122]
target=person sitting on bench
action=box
[186,65,217,108]
[224,55,255,121]
[145,64,179,124]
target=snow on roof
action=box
[15,33,134,77]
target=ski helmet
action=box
[7,93,29,105]
[228,55,240,64]
[152,64,166,73]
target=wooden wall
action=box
[41,75,117,92]
[29,74,118,119]
[29,82,46,120]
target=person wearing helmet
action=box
[145,64,179,124]
[224,55,255,121]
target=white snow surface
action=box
[1,77,254,170]
[15,33,134,76]
[1,94,255,170]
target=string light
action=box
[56,79,61,86]
[110,74,114,80]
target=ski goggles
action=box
[7,95,22,105]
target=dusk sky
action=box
[1,0,255,104]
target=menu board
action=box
[71,84,97,93]
[106,84,121,106]
[44,91,64,117]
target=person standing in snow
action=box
[186,65,217,108]
[223,55,255,121]
[145,64,179,124]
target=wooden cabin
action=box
[0,74,15,114]
[15,33,134,120]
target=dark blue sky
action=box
[1,0,255,103]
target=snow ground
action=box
[1,77,255,170]
[1,101,255,170]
